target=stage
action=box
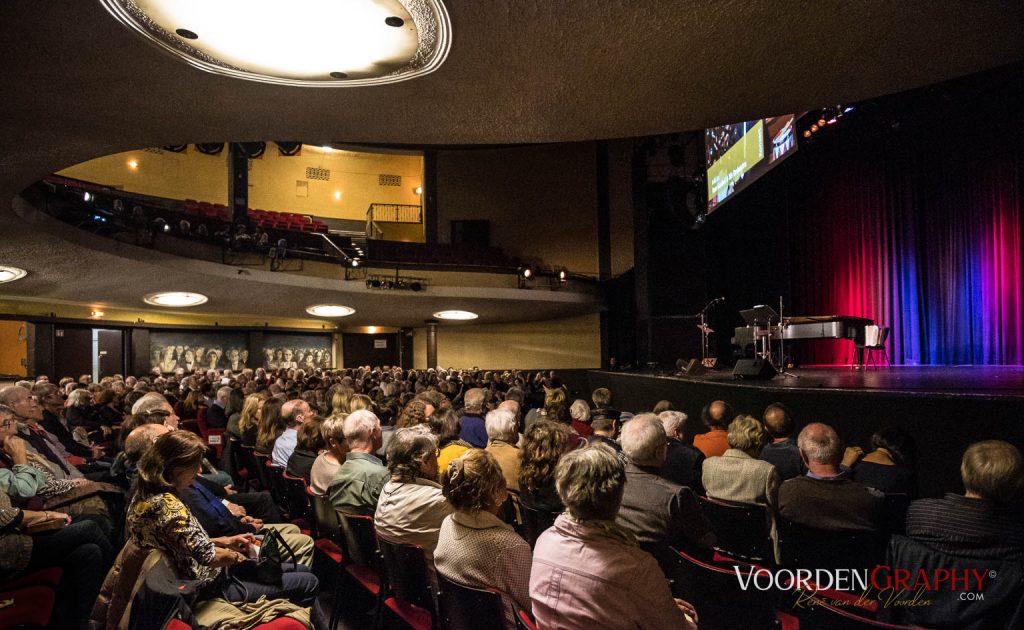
[578,366,1024,498]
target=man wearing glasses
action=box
[33,383,106,463]
[0,386,88,481]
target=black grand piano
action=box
[731,314,874,358]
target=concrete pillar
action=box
[425,320,438,369]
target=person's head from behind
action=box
[296,417,325,453]
[569,399,591,424]
[463,388,485,412]
[520,420,574,491]
[652,400,674,414]
[124,423,171,464]
[485,408,518,443]
[702,399,734,430]
[727,415,768,457]
[961,440,1024,503]
[796,423,843,471]
[344,409,382,452]
[441,449,507,515]
[555,444,625,521]
[870,426,916,468]
[763,403,794,439]
[386,427,438,482]
[620,413,667,468]
[137,430,207,494]
[659,410,691,442]
[590,416,618,438]
[591,387,612,409]
[321,414,349,457]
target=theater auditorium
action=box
[0,2,1022,629]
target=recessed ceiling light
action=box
[143,291,208,307]
[306,304,356,317]
[99,0,451,87]
[0,266,28,283]
[433,310,478,320]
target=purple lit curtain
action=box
[790,129,1023,366]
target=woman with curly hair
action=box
[518,420,574,513]
[395,398,434,429]
[435,449,532,629]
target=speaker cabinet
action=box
[732,358,777,380]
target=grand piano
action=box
[731,315,874,352]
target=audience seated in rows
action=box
[759,402,804,480]
[848,425,917,495]
[328,409,388,516]
[457,388,488,448]
[518,420,573,514]
[272,399,314,467]
[702,414,781,515]
[778,423,885,531]
[658,410,705,494]
[434,408,471,471]
[374,428,453,568]
[484,408,521,493]
[693,399,733,458]
[530,444,698,630]
[286,418,325,483]
[616,413,714,564]
[308,414,348,496]
[434,449,533,629]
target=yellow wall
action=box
[0,321,28,377]
[412,313,601,369]
[57,145,423,223]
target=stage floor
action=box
[620,365,1024,399]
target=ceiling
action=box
[0,1,1022,326]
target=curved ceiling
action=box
[1,1,1023,200]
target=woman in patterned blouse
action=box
[127,430,317,605]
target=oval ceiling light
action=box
[99,0,451,87]
[433,310,478,320]
[143,291,208,307]
[306,304,356,318]
[0,266,28,283]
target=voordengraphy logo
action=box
[734,566,993,608]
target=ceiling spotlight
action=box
[143,291,208,307]
[306,304,355,317]
[175,28,198,39]
[817,118,827,127]
[558,269,568,282]
[521,267,533,279]
[810,124,819,132]
[351,259,360,267]
[128,159,139,170]
[433,310,478,320]
[414,186,423,195]
[367,326,379,334]
[0,266,28,283]
[83,192,92,202]
[802,130,812,138]
[333,191,342,201]
[90,310,105,319]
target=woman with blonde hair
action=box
[701,414,779,511]
[236,392,267,446]
[348,394,374,413]
[435,449,532,629]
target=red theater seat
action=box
[0,585,56,629]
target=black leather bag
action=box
[230,528,297,585]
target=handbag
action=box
[230,528,298,586]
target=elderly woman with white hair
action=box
[659,410,706,493]
[569,399,592,437]
[530,444,698,630]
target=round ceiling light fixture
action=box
[433,310,478,321]
[306,304,356,318]
[143,291,208,307]
[0,266,28,283]
[99,0,451,87]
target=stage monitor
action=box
[706,114,796,212]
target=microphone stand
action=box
[698,298,720,366]
[777,295,799,378]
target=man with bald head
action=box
[778,422,884,531]
[693,400,734,458]
[272,399,314,467]
[759,403,804,480]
